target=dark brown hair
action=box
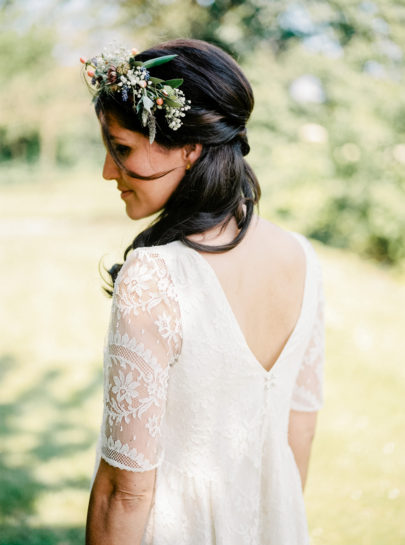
[95,38,261,293]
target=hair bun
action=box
[238,127,250,156]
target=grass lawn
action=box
[0,171,404,544]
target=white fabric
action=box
[93,231,325,545]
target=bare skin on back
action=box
[188,215,306,373]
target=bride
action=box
[83,38,324,545]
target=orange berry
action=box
[87,70,95,77]
[139,80,147,88]
[80,57,86,64]
[156,98,164,105]
[131,48,139,55]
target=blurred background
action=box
[0,0,404,544]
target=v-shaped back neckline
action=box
[172,233,310,376]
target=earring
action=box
[186,162,191,170]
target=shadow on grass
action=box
[0,353,102,544]
[0,525,84,545]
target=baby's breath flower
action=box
[82,45,191,143]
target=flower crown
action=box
[81,46,191,143]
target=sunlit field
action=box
[1,172,404,545]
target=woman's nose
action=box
[102,152,120,180]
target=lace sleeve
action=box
[101,250,182,472]
[290,250,325,412]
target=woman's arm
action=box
[87,250,182,544]
[288,409,318,491]
[289,241,324,491]
[86,459,156,545]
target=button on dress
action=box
[92,231,325,545]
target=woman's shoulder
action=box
[253,217,304,265]
[120,241,181,266]
[115,241,193,296]
[251,218,322,290]
[256,217,320,264]
[116,218,321,289]
[114,244,178,292]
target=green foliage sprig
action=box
[81,46,191,143]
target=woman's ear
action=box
[183,143,202,167]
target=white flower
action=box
[166,282,177,300]
[111,370,140,403]
[147,379,159,398]
[157,276,170,293]
[146,414,161,437]
[155,312,181,348]
[123,262,151,297]
[146,369,168,401]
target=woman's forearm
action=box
[86,461,154,545]
[288,431,314,490]
[288,410,318,491]
[86,487,153,545]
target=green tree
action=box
[115,0,405,265]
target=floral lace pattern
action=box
[290,249,325,412]
[92,233,325,544]
[101,250,182,471]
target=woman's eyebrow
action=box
[109,134,128,143]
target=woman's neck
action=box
[187,211,258,247]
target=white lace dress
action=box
[92,231,325,545]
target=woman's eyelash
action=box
[114,144,130,156]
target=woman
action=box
[84,38,324,545]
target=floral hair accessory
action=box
[81,45,191,143]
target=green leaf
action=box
[142,54,178,69]
[143,95,154,111]
[148,115,156,144]
[141,109,149,127]
[164,97,182,108]
[149,77,165,84]
[163,78,183,88]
